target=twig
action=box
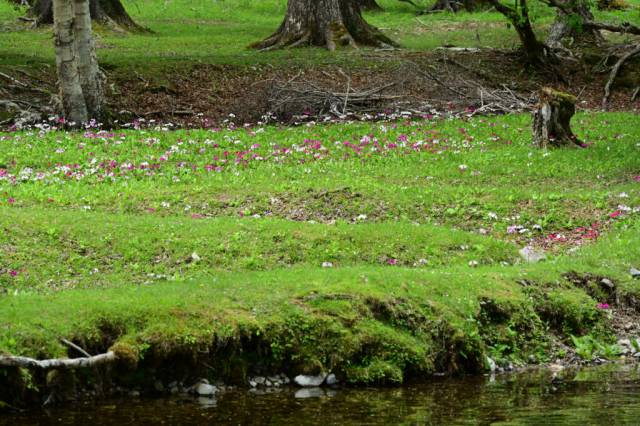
[60,338,91,358]
[0,71,27,87]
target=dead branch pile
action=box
[264,71,401,119]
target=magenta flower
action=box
[609,210,622,219]
[387,258,398,265]
[8,270,18,277]
[7,197,15,204]
[596,303,610,309]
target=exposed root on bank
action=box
[602,44,640,109]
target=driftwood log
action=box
[532,87,582,148]
[0,351,115,370]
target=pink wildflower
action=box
[8,270,17,277]
[596,303,610,310]
[7,197,15,204]
[610,210,622,219]
[387,258,398,265]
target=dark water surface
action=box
[3,364,640,425]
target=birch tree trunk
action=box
[53,0,88,125]
[74,0,103,119]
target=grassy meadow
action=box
[1,111,640,383]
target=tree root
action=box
[602,44,640,109]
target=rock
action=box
[294,387,325,398]
[617,339,632,355]
[325,374,338,386]
[195,383,217,396]
[253,376,266,385]
[519,246,546,263]
[600,278,615,289]
[153,380,165,393]
[294,373,327,387]
[485,357,496,373]
[129,390,140,397]
[630,267,640,279]
[268,376,281,384]
[249,380,257,388]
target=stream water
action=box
[2,363,639,425]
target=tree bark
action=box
[427,0,487,12]
[251,0,397,51]
[53,0,88,125]
[532,88,582,148]
[73,0,103,118]
[27,0,145,31]
[360,0,383,10]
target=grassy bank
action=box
[1,112,639,399]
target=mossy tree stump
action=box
[532,87,582,148]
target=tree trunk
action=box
[487,0,552,65]
[427,0,487,12]
[28,0,145,31]
[360,0,383,11]
[532,88,582,148]
[251,0,397,51]
[546,2,602,48]
[73,0,103,119]
[53,0,87,125]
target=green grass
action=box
[1,112,639,385]
[1,0,639,70]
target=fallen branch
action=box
[602,44,640,108]
[0,351,115,370]
[585,21,640,36]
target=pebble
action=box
[630,267,640,279]
[294,373,327,387]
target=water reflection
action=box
[3,363,639,425]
